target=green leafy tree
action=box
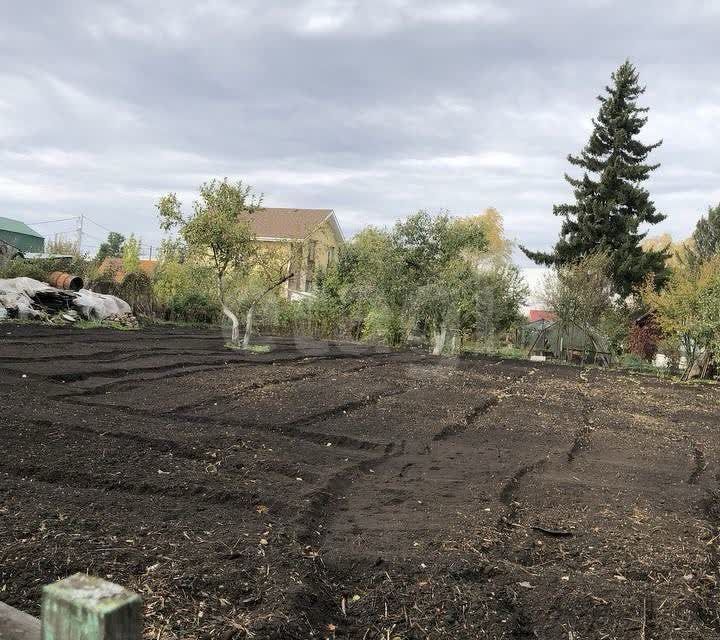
[310,212,493,351]
[300,231,392,339]
[368,211,485,351]
[157,237,188,264]
[523,61,668,296]
[643,256,720,376]
[403,213,489,352]
[413,259,482,354]
[152,239,217,323]
[96,232,125,262]
[542,253,615,356]
[685,203,720,268]
[327,227,404,342]
[234,246,295,347]
[474,262,529,340]
[122,234,141,274]
[156,179,261,345]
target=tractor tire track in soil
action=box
[47,350,419,401]
[52,396,390,453]
[689,442,707,485]
[53,372,409,452]
[289,369,540,636]
[3,462,281,511]
[696,491,720,631]
[432,396,499,441]
[28,418,209,462]
[499,458,549,508]
[3,326,720,639]
[164,355,409,415]
[566,372,596,463]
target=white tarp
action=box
[74,289,131,319]
[0,277,131,320]
[0,277,56,298]
[0,277,49,319]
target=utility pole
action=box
[76,213,84,253]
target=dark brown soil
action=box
[2,324,720,639]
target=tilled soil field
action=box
[2,325,720,639]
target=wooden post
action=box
[41,574,141,640]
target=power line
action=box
[27,216,79,225]
[45,228,78,235]
[84,216,115,234]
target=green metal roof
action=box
[0,216,44,238]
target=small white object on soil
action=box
[518,581,534,589]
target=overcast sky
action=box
[2,1,719,261]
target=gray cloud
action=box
[1,0,719,260]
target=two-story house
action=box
[246,208,344,299]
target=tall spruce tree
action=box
[522,61,669,296]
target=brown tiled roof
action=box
[99,257,158,283]
[244,208,338,240]
[528,309,557,323]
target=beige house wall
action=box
[257,219,342,298]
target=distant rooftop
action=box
[528,309,557,323]
[243,208,343,241]
[0,216,44,238]
[99,257,158,282]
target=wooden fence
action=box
[0,574,141,640]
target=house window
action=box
[327,246,336,264]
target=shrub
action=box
[151,251,219,325]
[643,255,720,367]
[628,320,662,361]
[0,259,50,281]
[166,292,221,324]
[86,262,120,293]
[361,307,405,344]
[274,299,311,335]
[0,256,94,282]
[618,353,658,372]
[118,271,155,316]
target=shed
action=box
[0,217,44,254]
[521,318,611,365]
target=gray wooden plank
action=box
[0,601,41,640]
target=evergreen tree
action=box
[522,61,668,296]
[685,203,720,268]
[96,232,125,262]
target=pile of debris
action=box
[0,276,137,326]
[103,313,140,329]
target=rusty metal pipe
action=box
[47,271,84,292]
